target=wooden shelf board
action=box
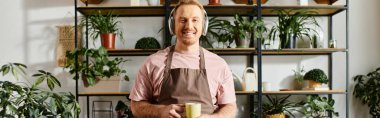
[77,5,346,17]
[77,6,166,16]
[261,48,346,55]
[106,48,345,56]
[262,90,346,94]
[261,5,347,16]
[78,92,130,96]
[235,91,256,95]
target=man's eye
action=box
[180,20,186,23]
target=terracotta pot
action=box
[160,0,179,5]
[314,0,338,4]
[265,113,285,118]
[309,80,322,88]
[80,0,104,4]
[232,0,268,4]
[101,33,116,49]
[209,0,222,5]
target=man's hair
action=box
[173,0,205,15]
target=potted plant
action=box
[292,66,305,90]
[115,100,133,118]
[64,46,129,87]
[232,0,268,4]
[199,17,229,48]
[268,9,320,49]
[208,0,221,5]
[135,37,161,49]
[300,95,339,118]
[81,11,124,49]
[221,14,266,48]
[353,67,380,117]
[263,95,297,118]
[80,0,104,4]
[314,0,338,4]
[0,63,80,117]
[303,68,328,89]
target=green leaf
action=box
[34,77,45,87]
[47,79,55,91]
[124,75,129,81]
[2,66,10,76]
[50,76,61,87]
[32,73,43,77]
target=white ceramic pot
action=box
[147,0,160,6]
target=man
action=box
[129,0,237,117]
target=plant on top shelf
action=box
[81,11,124,49]
[300,95,339,118]
[0,63,80,117]
[268,9,320,49]
[353,67,380,117]
[263,95,297,118]
[220,14,266,48]
[135,37,161,49]
[64,46,129,86]
[303,68,328,89]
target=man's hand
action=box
[161,104,185,118]
[197,114,212,118]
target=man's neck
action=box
[174,43,199,53]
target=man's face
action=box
[174,5,203,46]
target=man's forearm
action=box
[211,103,237,118]
[131,100,165,118]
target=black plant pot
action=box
[280,33,296,49]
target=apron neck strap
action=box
[165,45,206,72]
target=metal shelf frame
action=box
[74,0,349,117]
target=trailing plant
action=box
[268,9,320,49]
[0,63,80,118]
[80,11,124,44]
[115,100,133,118]
[135,37,161,49]
[263,95,297,117]
[353,67,380,117]
[65,46,129,86]
[304,68,328,84]
[300,95,339,118]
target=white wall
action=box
[1,0,379,118]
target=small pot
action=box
[208,0,222,5]
[265,112,285,118]
[314,0,338,4]
[101,33,116,49]
[309,80,322,88]
[80,0,104,4]
[232,0,268,4]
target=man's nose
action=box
[184,21,194,29]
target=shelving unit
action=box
[74,0,349,117]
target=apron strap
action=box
[164,46,176,78]
[199,47,205,70]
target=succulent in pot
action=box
[303,68,328,88]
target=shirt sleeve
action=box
[217,64,236,104]
[129,59,153,101]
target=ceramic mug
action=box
[185,103,201,118]
[262,82,271,91]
